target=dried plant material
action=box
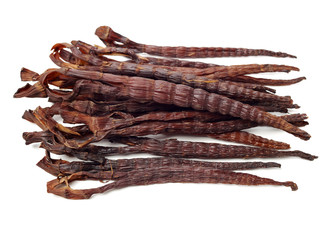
[95,26,296,58]
[14,25,316,199]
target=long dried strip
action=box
[114,137,316,160]
[37,153,281,177]
[46,168,298,199]
[95,26,296,58]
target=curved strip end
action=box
[20,68,39,81]
[47,178,93,200]
[95,26,112,40]
[284,181,298,191]
[13,82,47,98]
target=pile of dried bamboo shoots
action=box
[14,26,316,199]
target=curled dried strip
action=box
[23,106,94,148]
[59,49,91,66]
[95,26,296,58]
[14,82,47,98]
[73,40,140,59]
[20,67,80,89]
[20,68,40,81]
[46,168,298,199]
[23,126,91,145]
[17,71,118,103]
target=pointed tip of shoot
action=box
[298,131,311,141]
[292,77,307,84]
[293,150,318,161]
[265,162,282,168]
[291,66,300,72]
[309,155,318,161]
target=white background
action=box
[1,0,334,239]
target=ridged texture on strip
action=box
[126,78,310,140]
[46,168,297,199]
[209,131,290,149]
[95,26,296,58]
[138,45,296,58]
[131,138,315,160]
[223,76,306,86]
[37,155,281,176]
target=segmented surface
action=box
[95,26,296,58]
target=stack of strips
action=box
[14,26,317,199]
